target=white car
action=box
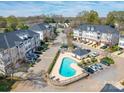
[90,52,99,57]
[89,65,98,72]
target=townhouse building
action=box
[118,35,124,49]
[73,24,119,46]
[30,23,56,41]
[0,30,40,75]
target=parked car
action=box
[86,49,91,52]
[35,51,42,54]
[89,65,98,72]
[100,45,108,49]
[90,52,99,57]
[84,67,94,74]
[100,61,110,66]
[94,64,103,70]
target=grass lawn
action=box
[0,77,16,91]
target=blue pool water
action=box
[59,57,76,77]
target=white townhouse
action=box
[118,35,124,49]
[29,23,56,41]
[0,30,40,75]
[73,24,119,46]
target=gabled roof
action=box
[0,30,39,51]
[76,24,118,34]
[100,83,123,92]
[29,23,51,32]
[73,48,89,56]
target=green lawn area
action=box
[0,77,16,91]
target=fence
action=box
[48,71,89,86]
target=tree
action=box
[17,23,29,30]
[64,19,70,23]
[0,17,7,28]
[106,11,124,27]
[106,12,115,26]
[66,27,74,51]
[87,10,100,24]
[77,10,100,24]
[6,16,18,31]
[4,26,15,32]
[44,16,56,23]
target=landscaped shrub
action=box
[91,57,98,63]
[0,79,16,91]
[108,45,120,52]
[101,57,115,64]
[47,50,60,74]
[77,62,82,66]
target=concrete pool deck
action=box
[50,52,86,81]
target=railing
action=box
[48,71,89,86]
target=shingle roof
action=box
[76,24,118,34]
[0,30,39,51]
[29,23,50,31]
[73,48,89,56]
[100,83,123,92]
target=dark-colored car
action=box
[100,61,110,66]
[86,49,91,52]
[35,51,42,54]
[84,67,94,74]
[100,45,108,49]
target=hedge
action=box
[47,50,60,74]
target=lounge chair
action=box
[50,76,55,79]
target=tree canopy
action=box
[106,11,124,26]
[77,10,100,24]
[0,17,7,28]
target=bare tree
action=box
[65,26,74,51]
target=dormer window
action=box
[91,26,94,31]
[87,26,90,31]
[17,33,30,40]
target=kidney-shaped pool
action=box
[59,57,77,77]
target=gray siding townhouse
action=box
[118,35,124,49]
[0,30,40,75]
[73,24,119,46]
[30,23,55,41]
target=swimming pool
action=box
[59,57,77,77]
